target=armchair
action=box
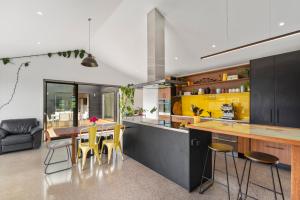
[0,118,43,154]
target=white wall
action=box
[0,56,137,123]
[133,89,143,109]
[142,89,158,119]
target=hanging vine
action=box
[0,49,86,65]
[0,62,30,111]
[0,49,88,111]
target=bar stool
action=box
[237,151,285,200]
[199,143,240,200]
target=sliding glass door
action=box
[44,80,119,129]
[45,82,77,129]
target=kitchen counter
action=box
[122,118,189,133]
[187,120,300,200]
[187,120,300,145]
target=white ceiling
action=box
[1,0,300,82]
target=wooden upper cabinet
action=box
[275,51,300,128]
[250,57,275,125]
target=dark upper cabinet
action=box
[250,57,275,125]
[251,50,300,128]
[275,51,300,128]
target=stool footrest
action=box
[250,181,284,195]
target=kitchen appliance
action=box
[221,103,235,120]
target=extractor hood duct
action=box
[134,8,185,89]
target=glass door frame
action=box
[43,79,120,130]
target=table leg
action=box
[291,145,300,200]
[71,135,76,165]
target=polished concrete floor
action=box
[0,143,290,200]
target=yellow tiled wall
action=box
[181,92,250,120]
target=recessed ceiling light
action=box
[36,11,43,16]
[37,42,41,45]
[212,44,216,48]
[174,56,179,60]
[279,22,285,27]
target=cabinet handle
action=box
[270,109,273,123]
[266,145,284,150]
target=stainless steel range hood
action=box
[134,8,185,89]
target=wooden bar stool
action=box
[199,143,240,200]
[237,151,285,200]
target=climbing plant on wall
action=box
[120,84,135,118]
[0,49,87,65]
[0,49,88,112]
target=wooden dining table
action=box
[187,120,300,200]
[50,120,116,164]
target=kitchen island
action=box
[122,118,211,191]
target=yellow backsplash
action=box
[181,92,250,120]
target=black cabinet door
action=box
[275,50,300,128]
[250,57,275,125]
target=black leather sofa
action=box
[0,118,43,154]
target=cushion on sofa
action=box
[1,134,32,146]
[0,118,38,135]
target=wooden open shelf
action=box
[179,78,249,88]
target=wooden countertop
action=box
[187,121,300,146]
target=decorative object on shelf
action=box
[240,84,245,92]
[222,73,228,81]
[120,84,135,118]
[0,49,87,66]
[89,116,98,126]
[184,91,191,96]
[204,87,211,94]
[220,103,235,120]
[187,81,193,86]
[81,18,98,67]
[0,62,30,112]
[198,88,204,95]
[227,74,239,80]
[191,104,204,116]
[244,81,250,92]
[191,89,198,95]
[216,88,221,94]
[238,68,250,78]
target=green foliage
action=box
[2,58,10,65]
[79,50,86,58]
[0,49,87,65]
[120,84,135,118]
[74,50,80,58]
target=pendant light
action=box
[81,18,98,67]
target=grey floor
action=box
[0,142,290,200]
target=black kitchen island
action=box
[122,118,212,191]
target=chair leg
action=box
[81,149,88,170]
[270,165,278,200]
[44,148,52,165]
[93,147,101,165]
[212,151,216,182]
[237,159,248,200]
[245,160,252,198]
[199,148,210,194]
[107,146,113,164]
[224,152,231,200]
[118,143,124,160]
[100,143,105,159]
[232,152,241,198]
[45,149,55,174]
[275,165,285,200]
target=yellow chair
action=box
[100,124,124,164]
[77,126,101,170]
